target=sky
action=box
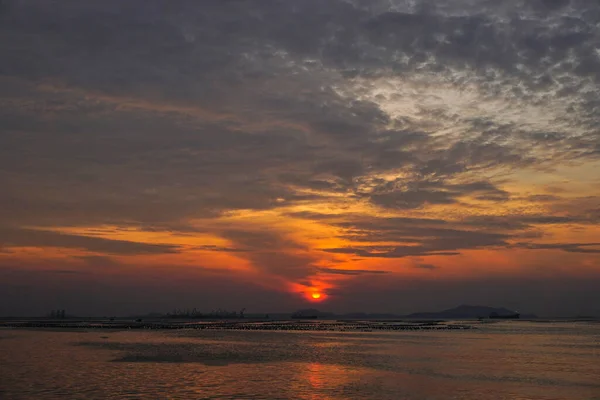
[1,0,599,317]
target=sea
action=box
[1,320,599,399]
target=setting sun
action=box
[311,293,322,300]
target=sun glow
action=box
[311,292,322,300]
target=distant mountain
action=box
[406,305,531,319]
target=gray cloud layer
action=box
[0,228,179,255]
[2,0,599,227]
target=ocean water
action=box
[1,321,599,399]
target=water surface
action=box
[1,321,599,399]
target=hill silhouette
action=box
[406,305,522,319]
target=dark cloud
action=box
[290,213,447,227]
[462,213,599,232]
[525,194,562,202]
[370,188,457,209]
[366,179,512,209]
[1,0,598,228]
[218,229,319,279]
[514,242,600,254]
[321,246,461,258]
[315,267,389,276]
[333,216,509,253]
[414,263,439,270]
[194,245,248,253]
[0,228,179,255]
[319,210,600,257]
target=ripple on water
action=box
[0,323,599,399]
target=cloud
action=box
[514,242,600,254]
[321,246,462,258]
[525,194,562,202]
[369,188,458,209]
[332,215,509,253]
[0,228,179,255]
[414,263,439,270]
[462,213,600,232]
[194,245,248,253]
[1,0,598,227]
[315,267,389,276]
[217,228,319,280]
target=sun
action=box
[311,292,322,300]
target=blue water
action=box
[1,321,599,399]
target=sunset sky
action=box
[1,0,599,317]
